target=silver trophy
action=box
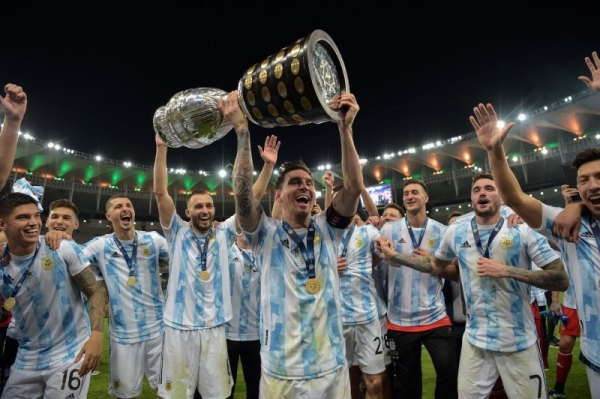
[153,29,350,149]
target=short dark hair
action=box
[383,203,405,217]
[571,148,600,171]
[186,190,212,205]
[447,211,463,224]
[403,178,428,195]
[275,160,311,190]
[0,193,38,219]
[472,171,494,186]
[49,199,79,218]
[105,195,129,212]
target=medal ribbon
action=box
[113,233,138,278]
[339,225,356,258]
[406,217,429,249]
[470,217,504,258]
[282,220,316,279]
[588,215,600,254]
[188,228,214,272]
[239,246,256,272]
[2,242,41,301]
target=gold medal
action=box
[42,257,55,271]
[4,297,15,311]
[200,270,210,281]
[142,247,151,257]
[500,236,513,250]
[127,276,136,286]
[306,278,321,295]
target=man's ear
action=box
[105,212,111,221]
[185,208,191,218]
[424,195,429,205]
[275,190,282,203]
[74,219,80,231]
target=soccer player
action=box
[375,171,569,398]
[469,57,599,395]
[221,90,363,398]
[0,193,106,398]
[82,195,169,398]
[380,178,457,399]
[0,84,26,192]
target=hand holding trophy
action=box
[153,30,350,149]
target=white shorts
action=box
[586,365,600,399]
[1,357,90,399]
[344,320,386,375]
[457,335,547,399]
[108,334,163,397]
[379,316,392,366]
[259,363,350,399]
[158,325,233,399]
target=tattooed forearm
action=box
[390,253,435,274]
[74,267,106,332]
[234,129,255,217]
[505,259,569,292]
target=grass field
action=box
[87,319,592,398]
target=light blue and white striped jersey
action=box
[245,212,346,380]
[372,261,388,319]
[225,244,261,341]
[554,249,577,309]
[338,224,380,325]
[530,264,548,306]
[82,231,169,344]
[380,217,448,327]
[540,204,599,367]
[162,212,236,329]
[435,218,559,352]
[0,238,91,371]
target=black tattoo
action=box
[505,258,569,292]
[73,267,106,333]
[390,253,434,274]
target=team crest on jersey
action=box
[500,236,513,250]
[355,238,364,248]
[41,256,55,271]
[209,235,216,243]
[114,378,120,389]
[165,379,172,391]
[427,237,435,248]
[142,247,151,257]
[314,233,321,244]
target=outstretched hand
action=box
[330,92,359,130]
[155,133,167,148]
[323,171,334,189]
[579,51,600,91]
[470,103,515,152]
[258,135,281,166]
[0,84,27,123]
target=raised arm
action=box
[220,91,262,233]
[578,51,600,91]
[73,267,106,376]
[330,93,364,218]
[0,84,27,191]
[322,171,334,209]
[253,135,280,201]
[153,135,176,227]
[471,103,544,228]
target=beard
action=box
[191,213,214,233]
[473,202,500,218]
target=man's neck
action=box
[474,212,501,226]
[283,213,311,230]
[407,209,427,228]
[114,229,136,240]
[6,240,38,257]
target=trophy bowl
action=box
[154,29,350,149]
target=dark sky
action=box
[3,3,599,173]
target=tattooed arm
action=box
[73,266,106,376]
[219,90,263,232]
[476,257,568,292]
[375,236,451,274]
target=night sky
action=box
[3,3,599,173]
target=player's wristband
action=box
[326,205,353,229]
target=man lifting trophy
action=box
[153,29,350,149]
